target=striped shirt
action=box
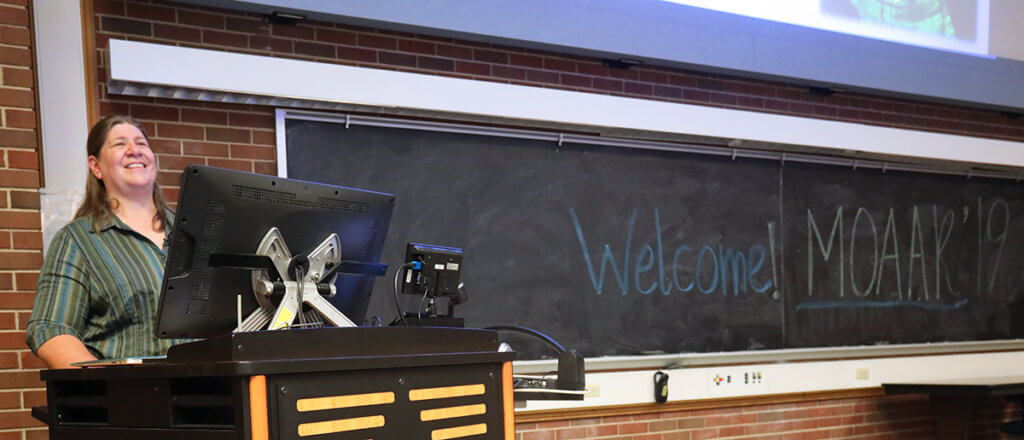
[26,212,187,359]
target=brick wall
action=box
[0,0,46,438]
[516,395,1019,440]
[1,0,1022,438]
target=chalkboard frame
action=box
[274,108,1024,366]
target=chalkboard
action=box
[286,119,1024,358]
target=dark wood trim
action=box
[27,0,44,188]
[514,387,886,423]
[80,0,99,125]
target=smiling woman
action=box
[25,116,186,369]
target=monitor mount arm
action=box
[208,227,388,332]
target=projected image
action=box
[822,0,976,41]
[659,0,990,57]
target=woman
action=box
[26,115,180,368]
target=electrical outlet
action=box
[708,368,767,396]
[855,367,870,381]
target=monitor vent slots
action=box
[52,380,108,425]
[294,391,395,438]
[409,384,489,440]
[230,185,369,213]
[187,199,226,315]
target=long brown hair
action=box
[74,115,171,232]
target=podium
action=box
[37,327,516,440]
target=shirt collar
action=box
[92,209,175,233]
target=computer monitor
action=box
[155,165,395,339]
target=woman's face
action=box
[87,122,157,199]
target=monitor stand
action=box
[208,227,388,332]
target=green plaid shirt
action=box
[26,212,187,359]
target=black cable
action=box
[392,263,414,326]
[485,325,566,353]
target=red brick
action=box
[492,65,525,81]
[0,24,29,46]
[0,311,12,329]
[272,24,314,40]
[250,34,292,52]
[473,48,507,64]
[125,3,174,22]
[294,41,334,58]
[153,23,201,43]
[225,16,265,33]
[182,141,229,157]
[4,150,35,170]
[148,138,181,154]
[593,78,623,92]
[577,62,608,76]
[0,432,21,440]
[0,273,11,290]
[379,51,416,68]
[24,429,47,440]
[5,108,35,128]
[618,422,647,434]
[555,72,589,89]
[253,161,276,175]
[0,370,41,389]
[437,44,472,59]
[101,16,151,36]
[12,231,40,249]
[508,53,542,69]
[0,292,34,309]
[207,158,252,172]
[0,230,9,248]
[0,251,40,269]
[418,56,454,72]
[157,155,205,171]
[316,28,356,45]
[455,60,489,76]
[130,104,181,123]
[683,89,710,102]
[397,39,435,55]
[206,127,250,143]
[521,430,555,440]
[23,389,45,407]
[156,123,204,140]
[0,409,46,429]
[638,70,669,84]
[337,46,376,63]
[625,82,654,96]
[20,352,45,369]
[180,108,228,125]
[358,34,396,50]
[251,130,275,146]
[230,144,274,160]
[0,169,37,189]
[523,69,557,84]
[14,272,37,291]
[228,112,273,128]
[161,187,179,204]
[0,5,28,26]
[543,57,575,73]
[2,67,33,87]
[203,29,248,49]
[0,128,36,148]
[0,331,25,349]
[0,391,17,409]
[94,0,125,15]
[178,10,224,29]
[690,428,718,440]
[0,86,36,107]
[156,170,181,186]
